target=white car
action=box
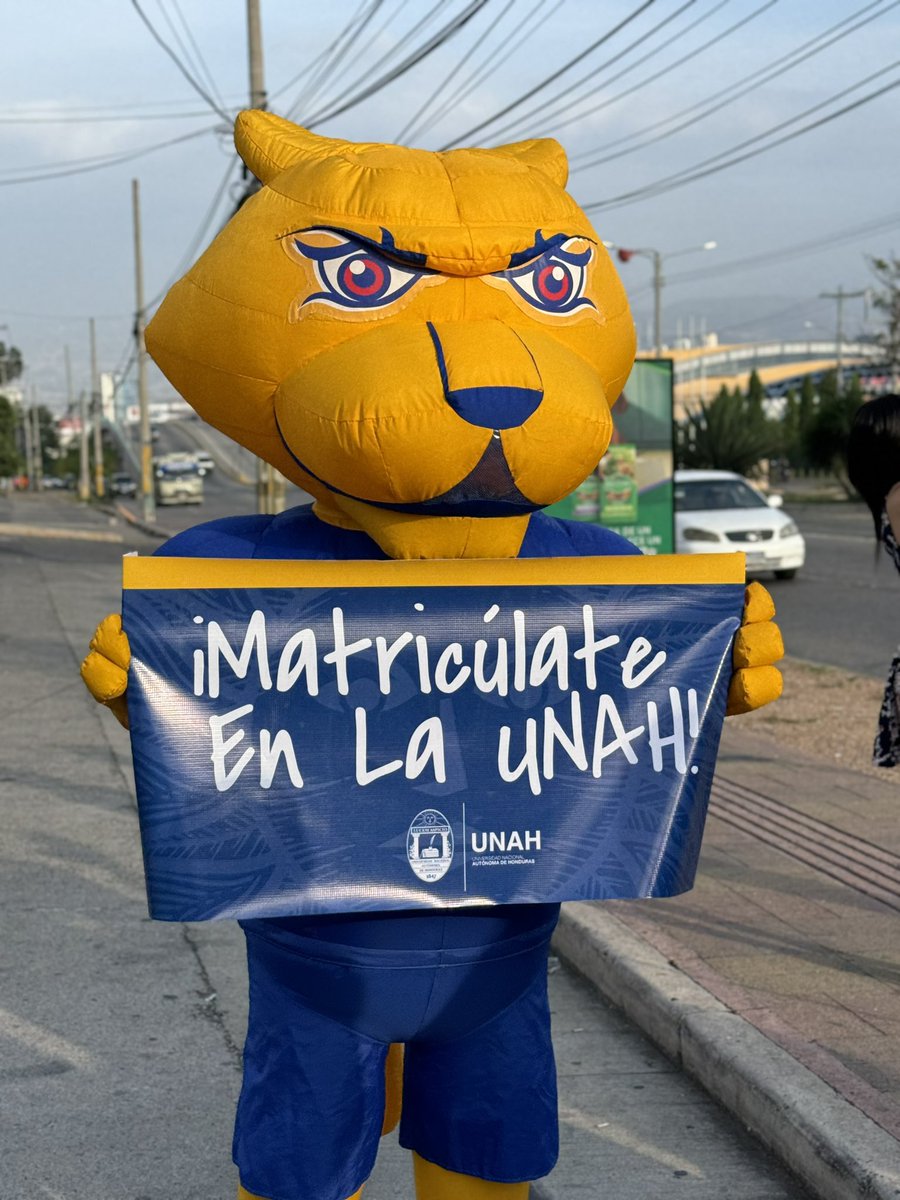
[193,451,215,475]
[674,469,805,580]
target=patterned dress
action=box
[874,506,900,767]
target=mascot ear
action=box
[490,137,569,188]
[234,109,340,184]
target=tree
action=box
[0,341,24,388]
[869,255,900,386]
[676,384,776,475]
[803,370,863,494]
[0,395,20,477]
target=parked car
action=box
[674,469,805,580]
[109,472,138,498]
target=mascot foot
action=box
[413,1153,530,1199]
[238,1189,363,1200]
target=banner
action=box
[548,359,675,552]
[122,554,745,922]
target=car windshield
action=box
[159,463,200,477]
[675,479,769,512]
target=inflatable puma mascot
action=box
[82,111,783,1200]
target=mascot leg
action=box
[413,1154,529,1198]
[381,1042,404,1136]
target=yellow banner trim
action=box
[123,553,746,590]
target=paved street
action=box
[0,493,815,1199]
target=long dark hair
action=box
[847,393,900,537]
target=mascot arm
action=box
[726,581,784,716]
[81,613,131,729]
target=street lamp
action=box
[605,240,717,357]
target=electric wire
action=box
[0,109,217,124]
[130,0,231,121]
[145,155,239,310]
[440,0,661,148]
[571,0,897,172]
[295,0,450,124]
[302,0,491,129]
[582,60,900,212]
[0,124,218,186]
[409,0,560,144]
[483,0,717,144]
[396,0,516,143]
[284,0,381,119]
[167,0,228,114]
[522,0,779,144]
[662,210,900,287]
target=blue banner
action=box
[122,555,745,921]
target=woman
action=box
[847,393,900,766]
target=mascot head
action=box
[146,111,636,557]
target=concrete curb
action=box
[0,521,124,544]
[553,903,900,1200]
[105,501,172,541]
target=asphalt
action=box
[3,489,900,1199]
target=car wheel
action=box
[774,569,797,580]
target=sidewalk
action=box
[3,504,899,1197]
[555,717,900,1200]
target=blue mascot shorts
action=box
[233,914,559,1200]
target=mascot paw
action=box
[726,581,784,716]
[80,613,131,729]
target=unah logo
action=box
[407,809,454,883]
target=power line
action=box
[440,0,660,148]
[582,60,900,212]
[296,0,448,124]
[522,0,778,144]
[0,124,218,186]
[0,108,215,124]
[145,155,239,310]
[166,0,228,114]
[571,0,897,172]
[285,0,383,119]
[270,0,376,104]
[396,0,515,144]
[303,0,490,129]
[409,0,561,144]
[482,0,717,144]
[130,0,231,121]
[663,210,900,287]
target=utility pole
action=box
[247,0,285,517]
[31,389,43,491]
[820,285,866,392]
[652,251,663,357]
[90,317,105,499]
[22,396,34,489]
[70,345,90,502]
[133,178,156,526]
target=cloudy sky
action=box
[3,0,899,409]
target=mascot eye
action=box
[291,230,422,310]
[498,239,594,316]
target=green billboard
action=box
[547,358,674,554]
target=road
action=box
[120,424,900,680]
[0,492,811,1197]
[767,499,900,678]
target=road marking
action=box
[0,1005,94,1070]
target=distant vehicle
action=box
[42,476,66,490]
[154,453,204,506]
[192,451,215,475]
[109,472,138,498]
[674,469,805,580]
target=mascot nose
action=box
[427,321,543,429]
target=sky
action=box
[3,0,899,410]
